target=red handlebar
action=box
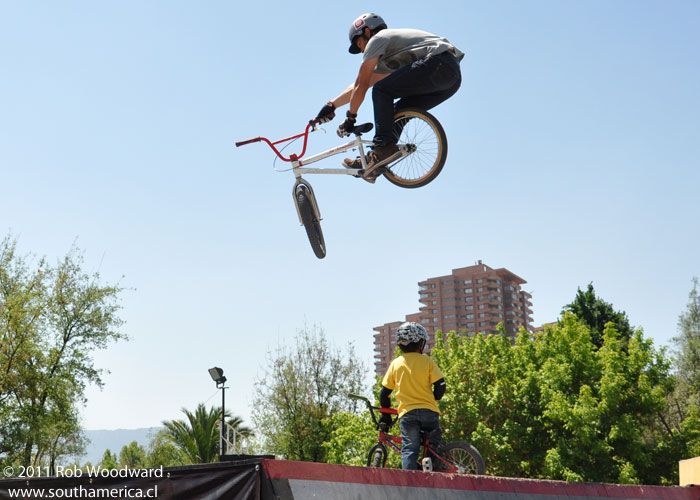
[235,121,317,162]
[380,407,398,415]
[235,137,262,147]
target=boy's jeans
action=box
[372,51,462,147]
[399,409,442,470]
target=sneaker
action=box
[342,144,399,183]
[342,157,363,169]
[368,144,399,168]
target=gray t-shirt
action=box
[363,28,464,74]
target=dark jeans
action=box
[372,51,462,146]
[399,409,442,470]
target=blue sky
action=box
[1,1,699,431]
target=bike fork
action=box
[291,177,322,227]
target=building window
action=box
[464,280,472,285]
[464,288,472,293]
[465,297,473,303]
[465,305,474,311]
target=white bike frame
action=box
[235,122,406,226]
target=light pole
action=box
[208,367,227,457]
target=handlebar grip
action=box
[235,137,262,147]
[348,393,367,402]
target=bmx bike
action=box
[348,394,485,474]
[235,108,447,259]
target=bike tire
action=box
[439,441,485,475]
[366,443,388,468]
[383,108,448,189]
[296,185,326,259]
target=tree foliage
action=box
[673,278,700,405]
[161,403,252,464]
[252,325,365,462]
[431,314,674,484]
[0,235,126,471]
[562,283,633,348]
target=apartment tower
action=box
[373,261,533,375]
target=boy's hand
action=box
[379,413,393,430]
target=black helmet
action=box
[348,13,386,54]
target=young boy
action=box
[379,321,447,470]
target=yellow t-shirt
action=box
[382,352,444,418]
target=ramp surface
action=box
[261,459,700,500]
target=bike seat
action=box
[420,428,442,444]
[352,123,373,134]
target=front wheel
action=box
[383,108,448,189]
[295,185,326,259]
[366,443,388,468]
[438,441,485,475]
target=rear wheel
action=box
[383,108,447,188]
[366,443,388,468]
[438,441,485,475]
[295,185,326,259]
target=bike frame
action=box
[348,394,451,471]
[235,121,377,178]
[236,121,378,225]
[375,407,446,468]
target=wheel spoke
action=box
[384,109,447,188]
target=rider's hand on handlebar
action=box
[315,102,336,123]
[337,111,357,138]
[379,413,392,430]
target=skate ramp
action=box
[261,459,700,500]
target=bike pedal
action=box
[421,457,433,472]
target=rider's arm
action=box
[328,60,387,109]
[433,378,446,401]
[379,385,392,408]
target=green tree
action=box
[322,410,402,468]
[0,235,126,471]
[562,283,633,348]
[162,403,252,464]
[432,314,674,484]
[145,429,186,468]
[673,278,700,405]
[119,441,146,468]
[252,325,365,462]
[99,449,119,470]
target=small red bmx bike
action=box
[348,393,485,474]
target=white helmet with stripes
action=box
[396,322,429,346]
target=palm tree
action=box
[162,404,253,464]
